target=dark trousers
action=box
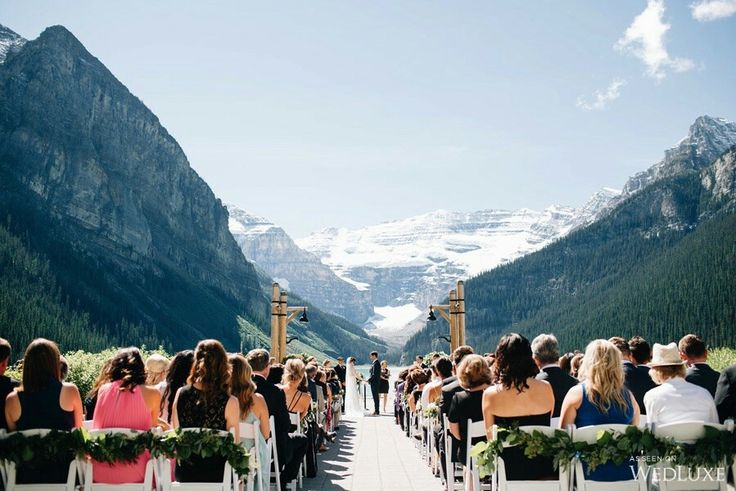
[281,433,308,486]
[370,382,380,413]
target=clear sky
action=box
[3,1,735,237]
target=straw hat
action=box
[649,342,685,367]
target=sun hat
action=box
[649,342,685,367]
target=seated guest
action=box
[84,358,112,420]
[395,369,409,428]
[570,353,584,379]
[532,334,578,417]
[483,334,555,480]
[92,347,161,484]
[159,350,194,425]
[283,359,312,420]
[438,345,474,481]
[644,342,718,424]
[305,363,319,401]
[145,353,169,391]
[561,339,640,482]
[0,337,20,431]
[423,357,452,407]
[59,355,69,381]
[407,369,430,413]
[229,354,270,491]
[679,334,720,397]
[609,336,655,415]
[628,336,657,395]
[4,338,84,484]
[714,363,736,423]
[559,352,575,375]
[172,340,240,483]
[247,349,308,490]
[268,363,285,386]
[449,355,493,465]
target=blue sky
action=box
[3,1,735,237]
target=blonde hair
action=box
[579,340,629,413]
[145,354,169,385]
[457,354,492,390]
[282,358,306,385]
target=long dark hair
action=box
[188,340,230,405]
[494,333,539,393]
[21,338,61,393]
[161,350,194,421]
[109,347,146,391]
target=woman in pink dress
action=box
[92,347,161,484]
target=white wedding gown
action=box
[345,363,364,417]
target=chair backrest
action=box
[268,415,280,491]
[572,424,631,443]
[239,421,257,440]
[83,420,94,430]
[550,416,561,428]
[492,424,557,447]
[654,421,725,443]
[465,420,487,463]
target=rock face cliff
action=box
[228,206,374,324]
[0,24,265,349]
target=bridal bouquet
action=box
[423,402,439,419]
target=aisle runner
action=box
[308,414,444,491]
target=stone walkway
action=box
[303,413,444,491]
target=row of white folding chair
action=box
[239,421,264,491]
[443,415,464,491]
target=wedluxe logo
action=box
[630,456,726,482]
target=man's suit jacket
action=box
[334,364,347,384]
[623,362,657,415]
[536,366,578,417]
[369,359,380,386]
[253,373,290,461]
[685,363,720,398]
[307,378,318,402]
[714,364,736,423]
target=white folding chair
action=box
[550,417,561,428]
[490,424,570,491]
[157,428,236,491]
[267,416,282,491]
[464,419,488,491]
[572,424,646,491]
[81,428,155,491]
[83,420,94,430]
[239,421,263,491]
[443,415,464,490]
[651,421,729,491]
[2,429,78,491]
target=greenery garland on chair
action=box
[0,428,251,476]
[470,424,736,479]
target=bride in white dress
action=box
[344,357,365,417]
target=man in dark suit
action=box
[679,334,720,397]
[247,349,308,489]
[610,337,656,414]
[714,363,736,423]
[532,334,577,418]
[438,345,474,484]
[368,351,381,415]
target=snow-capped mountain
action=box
[296,189,618,345]
[0,24,26,64]
[227,205,374,324]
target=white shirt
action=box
[421,379,442,408]
[644,377,719,425]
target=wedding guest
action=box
[59,355,69,381]
[449,355,493,465]
[483,334,556,480]
[92,347,161,484]
[4,338,83,484]
[407,369,430,413]
[84,357,112,419]
[644,343,718,424]
[0,338,20,431]
[145,353,169,390]
[172,340,240,483]
[159,350,194,424]
[438,345,474,482]
[268,363,285,386]
[532,334,577,417]
[248,349,308,490]
[570,353,584,379]
[379,360,391,412]
[609,336,655,415]
[714,363,736,423]
[305,363,319,400]
[229,354,270,491]
[679,334,720,397]
[561,339,640,482]
[422,356,452,407]
[559,352,575,375]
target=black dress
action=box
[16,378,75,484]
[175,385,230,483]
[447,389,484,464]
[495,413,556,481]
[380,368,390,394]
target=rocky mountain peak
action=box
[0,24,26,64]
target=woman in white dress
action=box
[344,357,365,417]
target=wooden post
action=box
[457,280,466,347]
[270,283,280,361]
[279,291,288,362]
[449,289,458,352]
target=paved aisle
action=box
[306,414,445,491]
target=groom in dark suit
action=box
[368,351,381,415]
